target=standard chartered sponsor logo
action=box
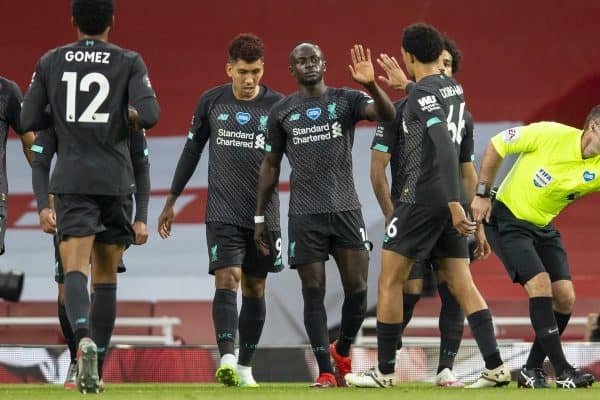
[254,134,266,149]
[331,121,342,137]
[216,128,256,148]
[291,121,343,144]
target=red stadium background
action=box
[4,0,600,131]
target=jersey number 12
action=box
[62,72,110,123]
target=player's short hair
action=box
[72,0,114,35]
[228,34,264,63]
[289,41,322,64]
[443,35,462,74]
[402,23,443,63]
[584,105,600,130]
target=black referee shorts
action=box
[485,200,571,285]
[54,194,134,246]
[382,202,468,261]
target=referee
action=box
[472,107,600,389]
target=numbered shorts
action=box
[53,235,127,283]
[287,209,369,267]
[206,222,283,278]
[382,203,468,261]
[54,194,134,245]
[485,200,570,285]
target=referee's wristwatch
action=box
[475,183,492,198]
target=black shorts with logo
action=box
[54,194,134,245]
[287,209,369,267]
[485,200,570,285]
[53,235,127,283]
[206,222,283,278]
[382,202,468,261]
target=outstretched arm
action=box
[348,44,395,122]
[376,53,414,92]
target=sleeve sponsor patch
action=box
[502,127,520,143]
[417,95,440,112]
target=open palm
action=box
[349,44,375,85]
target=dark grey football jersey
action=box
[372,96,474,205]
[0,77,26,195]
[188,84,282,231]
[371,98,408,202]
[266,87,373,215]
[22,39,156,195]
[399,74,468,206]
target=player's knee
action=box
[524,273,552,297]
[403,279,423,295]
[554,289,575,313]
[241,275,266,298]
[215,268,241,291]
[378,272,403,293]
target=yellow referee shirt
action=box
[491,122,600,226]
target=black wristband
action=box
[475,182,492,198]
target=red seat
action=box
[114,301,154,336]
[152,301,214,345]
[2,301,61,345]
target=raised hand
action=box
[377,53,411,91]
[349,44,375,86]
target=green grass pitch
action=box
[1,383,599,400]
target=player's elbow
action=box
[370,164,384,185]
[135,99,160,129]
[378,106,396,122]
[138,106,160,129]
[20,108,36,133]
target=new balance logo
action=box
[289,113,300,121]
[217,113,229,121]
